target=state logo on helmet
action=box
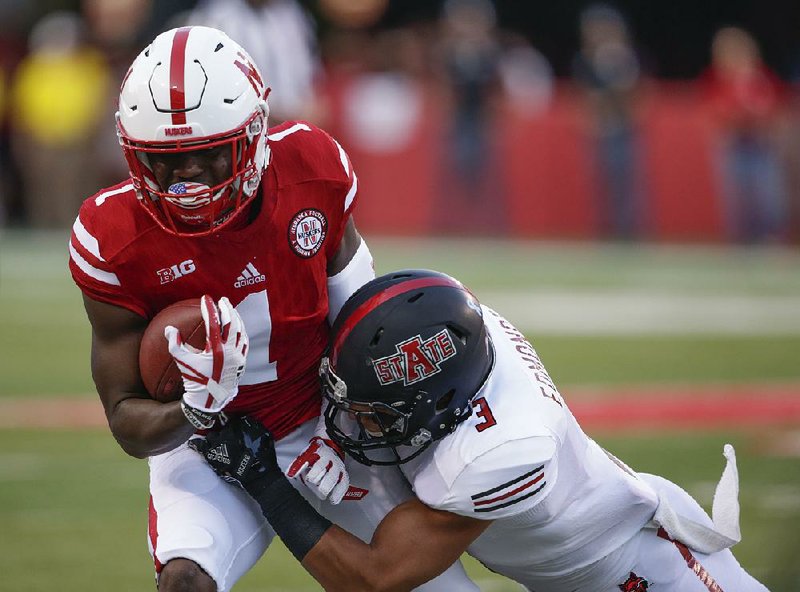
[116,26,270,235]
[320,269,495,465]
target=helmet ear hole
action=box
[369,327,384,347]
[435,389,456,413]
[447,323,468,345]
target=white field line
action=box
[477,290,800,335]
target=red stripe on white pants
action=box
[148,496,164,574]
[657,527,724,592]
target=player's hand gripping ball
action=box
[138,298,205,402]
[165,295,248,415]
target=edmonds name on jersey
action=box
[69,122,358,440]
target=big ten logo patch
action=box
[288,209,327,257]
[157,259,196,284]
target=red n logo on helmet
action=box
[234,52,263,96]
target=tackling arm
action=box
[193,416,491,592]
[84,295,196,458]
[304,499,490,592]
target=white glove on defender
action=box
[288,412,350,504]
[165,296,248,425]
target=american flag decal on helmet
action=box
[471,465,545,513]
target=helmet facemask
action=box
[118,105,268,235]
[321,357,441,466]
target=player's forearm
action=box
[302,528,427,592]
[249,475,430,592]
[107,397,194,458]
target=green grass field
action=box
[1,231,799,590]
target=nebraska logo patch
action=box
[372,329,457,386]
[288,209,327,257]
[619,572,649,591]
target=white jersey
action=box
[401,306,659,586]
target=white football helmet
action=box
[117,26,270,235]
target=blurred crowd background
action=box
[1,0,799,244]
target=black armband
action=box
[249,475,333,562]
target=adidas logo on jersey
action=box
[235,262,266,288]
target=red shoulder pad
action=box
[68,181,151,316]
[268,121,358,214]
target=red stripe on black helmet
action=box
[331,276,466,365]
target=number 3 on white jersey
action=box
[235,290,278,384]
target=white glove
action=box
[165,295,248,426]
[287,414,350,504]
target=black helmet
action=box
[321,269,494,465]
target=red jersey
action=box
[69,122,359,439]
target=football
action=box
[139,298,206,402]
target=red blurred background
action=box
[1,0,797,244]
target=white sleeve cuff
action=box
[327,239,375,324]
